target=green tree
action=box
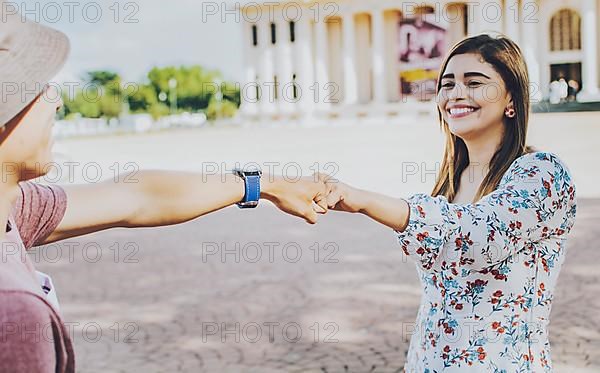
[63,87,102,119]
[220,81,241,107]
[206,98,238,121]
[63,70,124,119]
[147,65,219,112]
[63,67,240,120]
[87,71,120,86]
[128,84,158,113]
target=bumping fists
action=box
[260,173,362,224]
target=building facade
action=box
[238,0,600,121]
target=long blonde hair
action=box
[431,34,536,203]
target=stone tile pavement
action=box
[32,111,600,372]
[34,198,600,372]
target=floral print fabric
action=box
[396,152,577,372]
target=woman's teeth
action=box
[449,107,476,116]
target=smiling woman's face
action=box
[437,53,512,141]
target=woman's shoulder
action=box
[509,150,571,175]
[502,150,575,197]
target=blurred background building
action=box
[238,0,600,121]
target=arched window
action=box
[550,9,581,51]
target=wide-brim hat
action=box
[0,2,70,126]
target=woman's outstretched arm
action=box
[325,182,411,232]
[326,152,577,273]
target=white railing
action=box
[53,113,208,139]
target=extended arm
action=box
[325,184,411,232]
[43,170,328,244]
[325,152,576,273]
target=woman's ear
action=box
[506,91,513,107]
[505,92,515,111]
[504,92,516,118]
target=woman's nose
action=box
[446,82,467,101]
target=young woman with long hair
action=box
[325,34,577,372]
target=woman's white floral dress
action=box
[396,152,577,372]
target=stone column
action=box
[258,17,276,116]
[314,12,330,110]
[482,0,504,33]
[342,10,358,105]
[520,0,542,102]
[466,2,481,35]
[504,0,520,44]
[296,10,315,116]
[580,0,600,99]
[275,14,294,115]
[371,8,386,104]
[241,21,259,116]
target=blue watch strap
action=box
[243,174,261,204]
[234,169,261,208]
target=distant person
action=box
[0,8,329,372]
[558,77,569,103]
[549,79,561,104]
[323,35,577,372]
[567,79,579,102]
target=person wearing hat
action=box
[0,7,330,372]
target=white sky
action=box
[19,0,244,83]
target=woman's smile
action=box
[446,104,481,119]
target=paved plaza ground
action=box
[33,112,600,372]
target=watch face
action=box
[233,167,262,177]
[238,200,259,208]
[243,163,262,175]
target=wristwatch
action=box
[233,167,262,208]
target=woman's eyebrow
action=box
[464,72,491,79]
[441,72,492,80]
